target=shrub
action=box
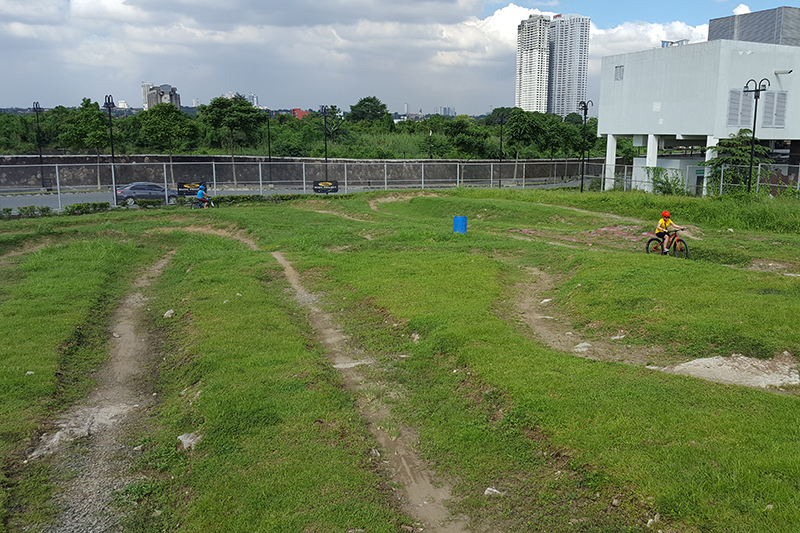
[18,205,38,218]
[62,202,111,216]
[0,207,13,220]
[647,167,689,196]
[133,199,164,209]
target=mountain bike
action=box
[646,229,689,259]
[191,198,216,209]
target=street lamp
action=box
[265,108,272,185]
[320,105,330,181]
[429,129,433,159]
[498,111,508,188]
[578,100,593,193]
[33,102,45,189]
[743,78,770,193]
[103,95,117,205]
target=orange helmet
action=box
[662,211,670,218]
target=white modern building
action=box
[141,81,153,110]
[516,15,550,113]
[598,39,800,191]
[548,14,590,117]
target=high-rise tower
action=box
[516,14,551,113]
[141,81,153,110]
[515,13,590,117]
[547,14,590,117]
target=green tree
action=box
[313,106,347,157]
[563,112,583,126]
[198,94,266,185]
[701,129,772,195]
[139,103,198,186]
[347,96,389,123]
[59,98,110,188]
[0,113,27,152]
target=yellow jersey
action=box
[656,218,674,234]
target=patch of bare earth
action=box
[289,199,372,222]
[147,224,260,250]
[28,252,174,532]
[272,251,468,533]
[749,259,800,276]
[512,266,799,389]
[368,192,440,213]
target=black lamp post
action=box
[33,102,45,189]
[498,112,508,188]
[578,100,593,193]
[103,95,117,205]
[265,108,272,185]
[429,129,433,159]
[743,78,770,193]
[320,105,330,181]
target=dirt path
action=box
[271,251,468,533]
[29,253,173,532]
[513,266,799,389]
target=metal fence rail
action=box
[1,159,797,214]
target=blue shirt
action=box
[197,189,205,200]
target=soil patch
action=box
[368,192,440,213]
[29,253,173,532]
[148,225,259,250]
[272,251,468,532]
[512,267,799,389]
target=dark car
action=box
[115,182,178,205]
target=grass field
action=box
[1,189,799,532]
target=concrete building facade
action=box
[146,84,181,109]
[141,82,153,110]
[597,39,800,191]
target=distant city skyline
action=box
[0,1,779,116]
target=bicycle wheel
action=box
[672,239,689,259]
[646,238,663,254]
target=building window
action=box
[762,91,788,128]
[614,65,624,81]
[727,90,753,127]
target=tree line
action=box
[1,94,634,162]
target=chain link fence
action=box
[2,158,797,214]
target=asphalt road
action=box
[0,188,304,213]
[0,179,583,214]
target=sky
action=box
[0,1,783,116]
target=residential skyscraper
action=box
[547,14,590,117]
[516,14,550,113]
[516,13,590,117]
[708,6,800,46]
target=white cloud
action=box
[733,4,751,15]
[70,0,149,22]
[0,1,713,113]
[0,0,68,23]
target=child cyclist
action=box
[655,211,685,254]
[196,185,209,209]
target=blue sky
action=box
[0,1,782,115]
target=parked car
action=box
[115,182,178,206]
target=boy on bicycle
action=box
[196,185,209,209]
[655,211,685,254]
